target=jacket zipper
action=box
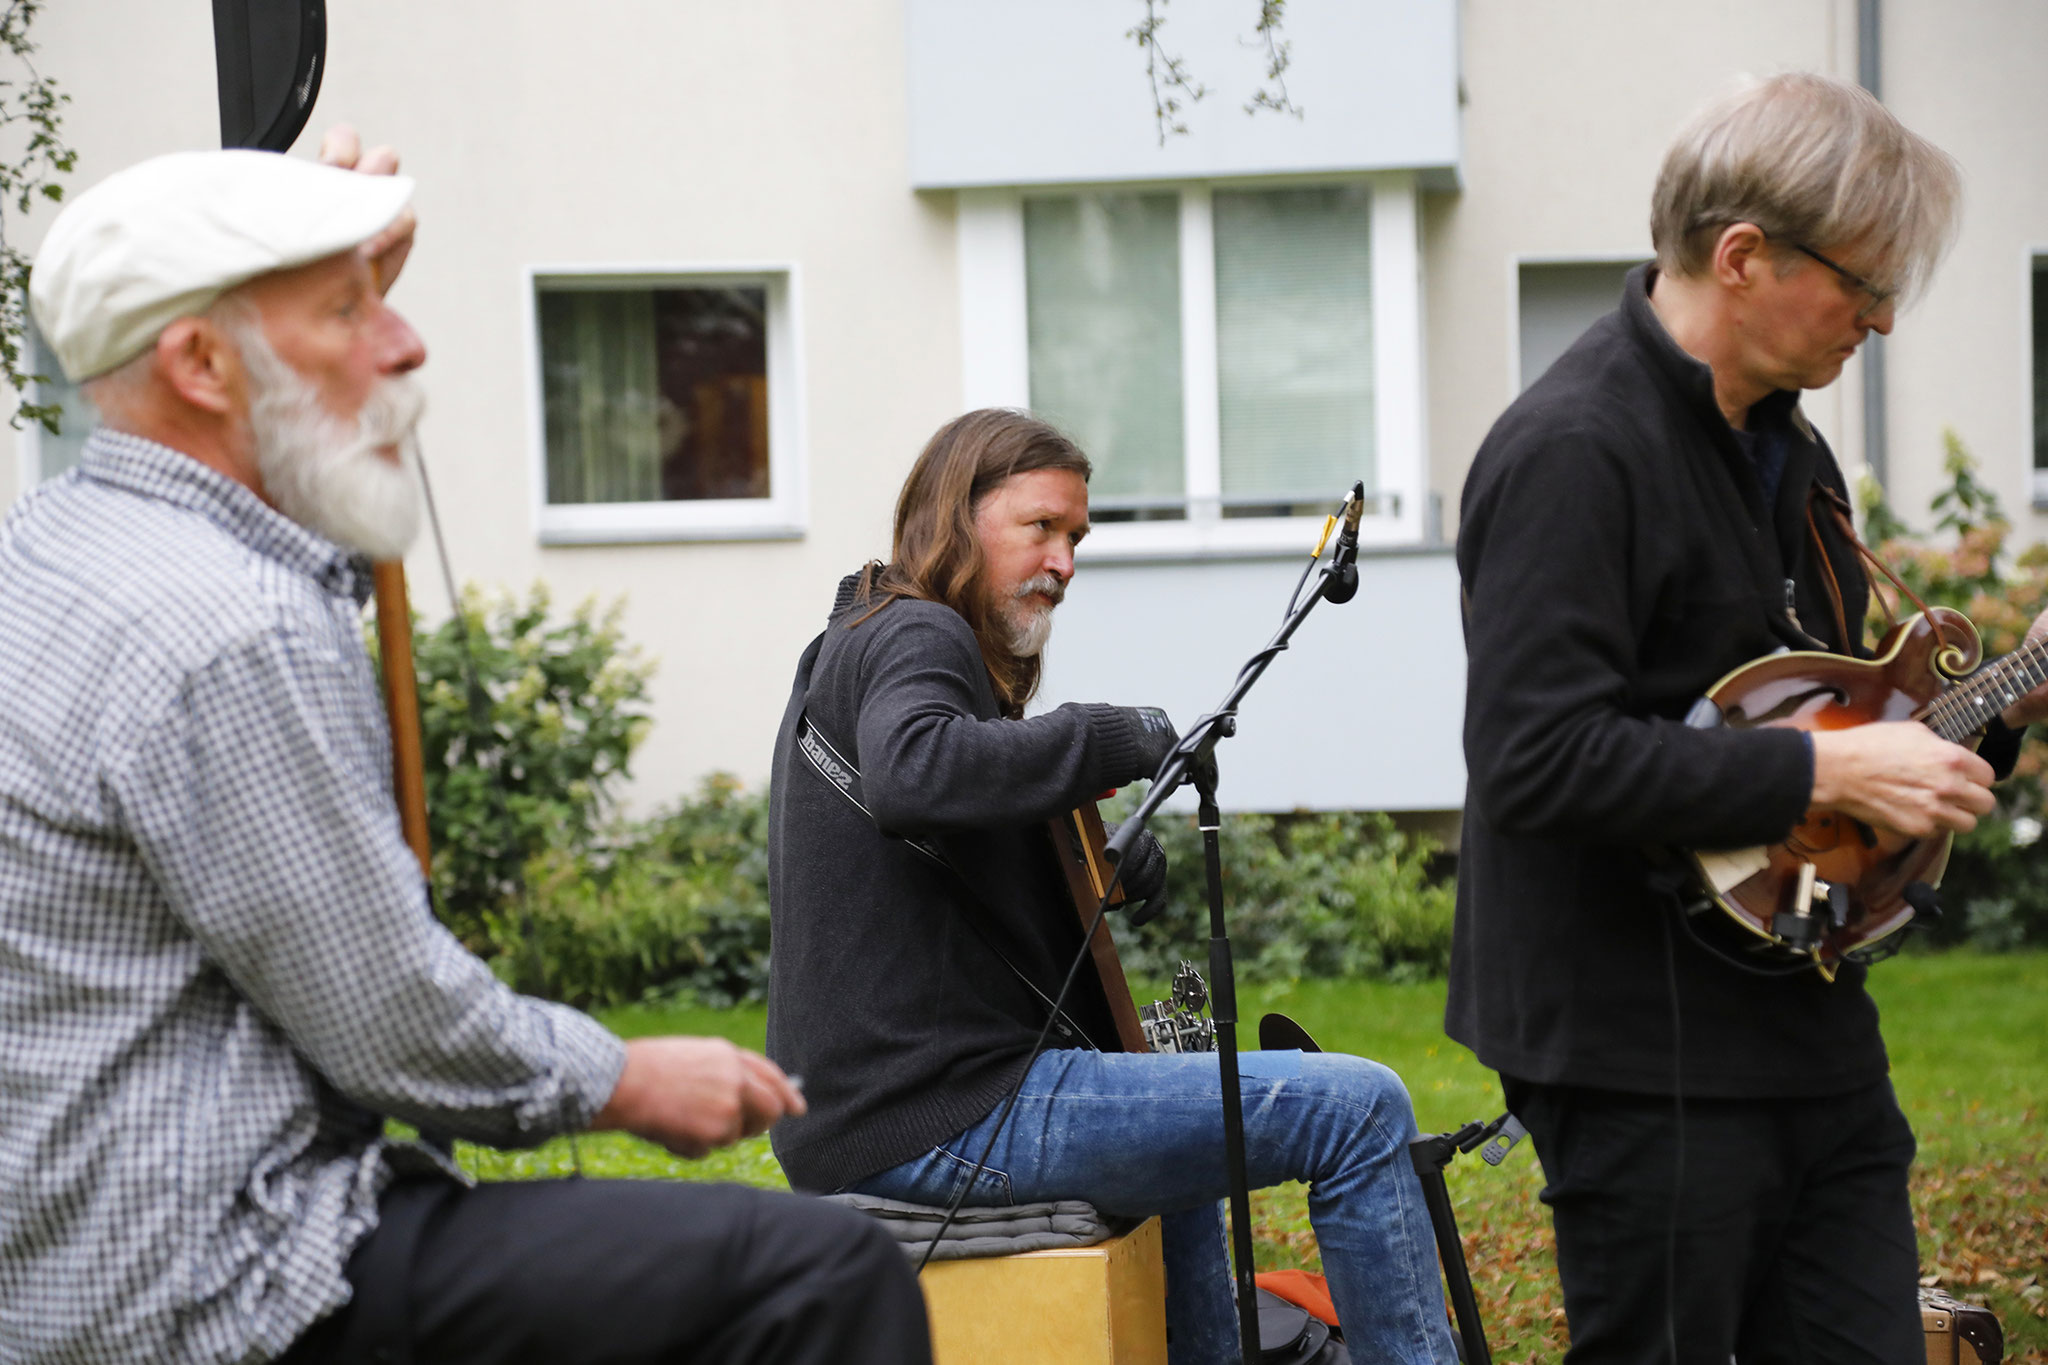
[1784,577,1806,635]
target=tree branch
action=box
[1128,0,1208,146]
[0,0,75,433]
[1244,0,1303,121]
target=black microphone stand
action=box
[1105,484,1364,1365]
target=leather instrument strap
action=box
[1806,480,1958,649]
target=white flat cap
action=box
[30,148,414,382]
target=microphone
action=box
[1321,481,1366,604]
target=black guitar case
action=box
[1258,1287,1348,1364]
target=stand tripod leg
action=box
[1410,1133,1493,1365]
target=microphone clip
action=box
[1321,481,1367,605]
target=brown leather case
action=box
[1920,1286,2005,1365]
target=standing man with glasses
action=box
[1452,73,2048,1362]
[1775,239,1897,319]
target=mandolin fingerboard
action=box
[1924,635,2048,742]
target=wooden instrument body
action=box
[372,561,433,878]
[1047,803,1150,1053]
[1688,608,1983,974]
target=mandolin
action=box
[1682,606,2043,978]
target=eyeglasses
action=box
[1782,240,1895,321]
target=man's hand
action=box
[1103,821,1168,925]
[1999,609,2048,728]
[1809,721,1996,838]
[316,123,416,296]
[589,1037,806,1159]
[1117,706,1179,779]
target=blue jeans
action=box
[848,1048,1456,1365]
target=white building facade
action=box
[10,0,2048,824]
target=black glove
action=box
[1116,706,1180,780]
[1104,821,1169,926]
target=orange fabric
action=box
[1254,1269,1340,1327]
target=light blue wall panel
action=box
[907,0,1462,189]
[1035,548,1466,812]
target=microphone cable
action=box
[1284,488,1355,618]
[914,866,1128,1273]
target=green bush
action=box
[489,775,772,1008]
[489,846,709,1007]
[630,774,774,1007]
[1858,433,2048,949]
[373,585,654,949]
[493,778,1450,1007]
[1111,804,1456,985]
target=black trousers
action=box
[1503,1076,1922,1365]
[276,1177,932,1365]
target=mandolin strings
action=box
[1922,633,2048,742]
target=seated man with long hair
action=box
[766,407,1455,1365]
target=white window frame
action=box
[1507,250,1652,401]
[13,308,88,494]
[14,407,50,494]
[524,263,806,545]
[958,171,1428,561]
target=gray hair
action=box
[77,348,153,422]
[1650,72,1961,305]
[79,288,259,422]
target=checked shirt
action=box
[0,431,626,1364]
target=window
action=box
[1025,193,1184,517]
[958,172,1426,557]
[1516,258,1645,393]
[1024,184,1374,522]
[527,268,802,544]
[16,316,95,489]
[1212,185,1376,517]
[2033,256,2048,506]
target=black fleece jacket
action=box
[1449,265,2021,1098]
[764,576,1154,1193]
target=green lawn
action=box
[459,951,2047,1361]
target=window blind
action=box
[538,286,770,506]
[539,289,663,505]
[1024,192,1185,505]
[1214,185,1374,508]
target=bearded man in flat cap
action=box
[0,133,930,1365]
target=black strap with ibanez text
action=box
[793,708,1099,1049]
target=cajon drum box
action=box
[919,1217,1167,1365]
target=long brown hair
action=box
[854,408,1090,716]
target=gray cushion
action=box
[821,1193,1140,1261]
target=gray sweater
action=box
[765,576,1152,1193]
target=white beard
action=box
[234,323,427,561]
[1008,606,1054,657]
[1001,573,1064,656]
